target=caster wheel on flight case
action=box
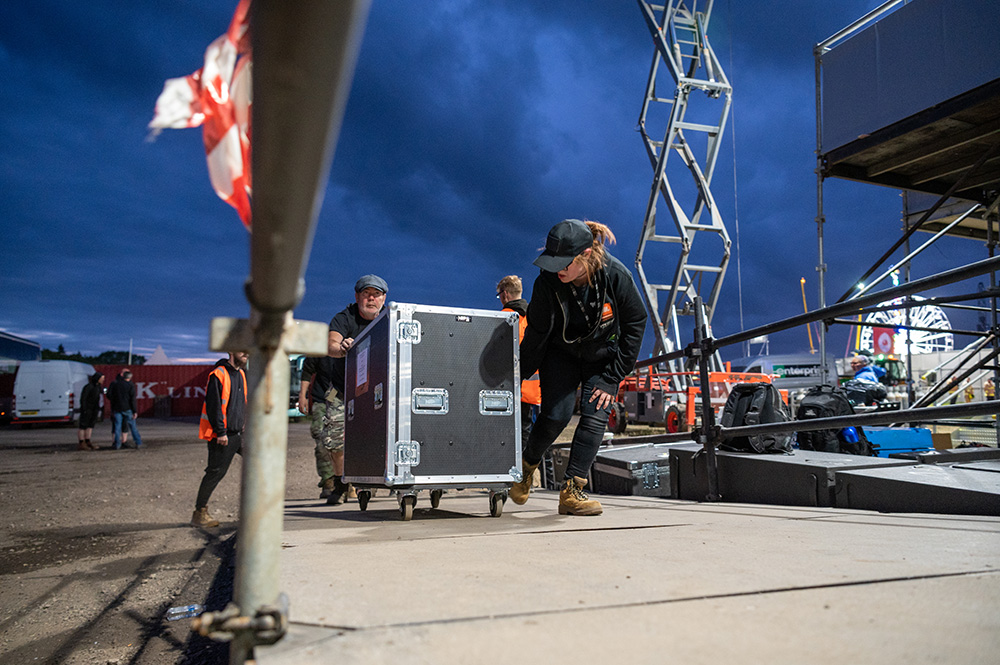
[400,495,416,521]
[489,492,506,517]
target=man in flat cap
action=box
[298,274,388,505]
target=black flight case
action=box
[343,302,522,520]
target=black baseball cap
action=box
[533,219,593,272]
[355,274,388,294]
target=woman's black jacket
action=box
[520,253,647,397]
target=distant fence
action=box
[96,364,214,418]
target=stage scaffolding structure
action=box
[636,0,732,393]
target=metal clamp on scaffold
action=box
[190,593,288,645]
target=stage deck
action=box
[257,487,1000,663]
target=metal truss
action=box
[636,0,732,386]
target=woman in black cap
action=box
[77,372,105,450]
[511,219,647,515]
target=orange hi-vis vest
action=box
[506,307,541,406]
[199,364,248,440]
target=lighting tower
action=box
[636,0,732,385]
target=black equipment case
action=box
[669,444,912,507]
[834,464,1000,516]
[591,443,686,498]
[343,302,522,519]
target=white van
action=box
[13,360,96,424]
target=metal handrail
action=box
[610,400,997,447]
[636,254,1000,370]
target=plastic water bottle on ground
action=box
[166,603,204,621]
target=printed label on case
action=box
[355,337,370,396]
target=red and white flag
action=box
[149,0,253,229]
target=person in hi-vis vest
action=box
[496,275,542,440]
[191,351,248,528]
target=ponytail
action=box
[572,220,616,284]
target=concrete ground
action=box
[258,479,1000,664]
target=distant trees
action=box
[41,348,147,365]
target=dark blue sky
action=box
[0,1,982,363]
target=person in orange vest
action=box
[191,351,248,528]
[496,275,542,442]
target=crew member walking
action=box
[510,219,647,515]
[191,351,248,528]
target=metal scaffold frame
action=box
[636,0,732,391]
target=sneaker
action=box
[191,507,220,528]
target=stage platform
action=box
[257,487,1000,664]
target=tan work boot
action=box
[191,507,220,528]
[558,476,602,516]
[509,460,540,505]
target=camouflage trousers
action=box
[311,395,345,485]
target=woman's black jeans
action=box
[523,347,611,481]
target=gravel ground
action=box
[0,417,320,665]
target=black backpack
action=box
[795,384,873,456]
[719,383,793,453]
[841,379,888,406]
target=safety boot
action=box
[319,476,336,499]
[326,477,348,506]
[509,460,540,505]
[558,476,602,516]
[191,507,220,528]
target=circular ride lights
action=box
[858,296,954,355]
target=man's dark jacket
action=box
[106,376,138,413]
[504,298,529,317]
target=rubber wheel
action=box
[607,402,628,434]
[489,492,505,517]
[665,404,687,433]
[430,489,443,509]
[400,495,415,521]
[358,490,371,512]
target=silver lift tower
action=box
[636,0,732,386]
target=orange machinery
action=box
[609,365,787,434]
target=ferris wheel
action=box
[858,296,954,355]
